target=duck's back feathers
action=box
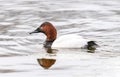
[52,34,89,48]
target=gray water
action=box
[0,0,120,77]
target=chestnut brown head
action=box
[30,22,57,42]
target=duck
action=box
[29,22,98,50]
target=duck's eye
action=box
[40,26,43,30]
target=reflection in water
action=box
[37,47,97,69]
[37,48,57,69]
[37,58,56,69]
[87,50,95,53]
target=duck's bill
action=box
[29,31,39,34]
[29,28,41,34]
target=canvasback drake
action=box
[30,22,98,50]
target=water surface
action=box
[0,0,120,77]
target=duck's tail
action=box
[87,41,98,50]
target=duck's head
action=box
[30,22,57,42]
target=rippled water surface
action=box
[0,0,120,77]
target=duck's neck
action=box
[44,40,55,48]
[43,24,57,48]
[46,34,56,42]
[45,29,57,42]
[44,33,56,48]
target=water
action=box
[0,0,120,77]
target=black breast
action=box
[43,41,54,48]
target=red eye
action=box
[40,26,43,30]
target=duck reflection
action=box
[37,48,57,69]
[37,47,96,69]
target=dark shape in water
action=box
[87,41,98,50]
[37,58,56,69]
